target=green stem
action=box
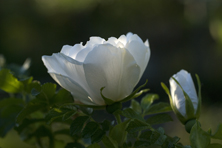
[114,113,122,124]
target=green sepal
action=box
[120,79,148,103]
[161,82,187,124]
[132,89,150,99]
[195,74,202,119]
[106,102,122,114]
[100,87,115,105]
[161,82,173,109]
[185,119,197,133]
[172,77,195,120]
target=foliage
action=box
[1,61,222,148]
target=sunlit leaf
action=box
[0,69,24,93]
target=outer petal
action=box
[68,43,84,59]
[125,40,150,78]
[61,45,73,56]
[85,37,105,47]
[50,73,96,105]
[170,77,186,116]
[42,53,103,105]
[176,70,198,111]
[83,44,141,102]
[170,70,198,116]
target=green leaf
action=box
[0,69,24,93]
[87,143,101,148]
[91,128,106,143]
[134,140,151,147]
[118,108,144,122]
[139,128,167,146]
[0,105,23,137]
[146,113,173,125]
[45,107,77,124]
[126,119,152,133]
[82,122,99,138]
[65,142,85,148]
[139,131,153,140]
[36,83,57,104]
[100,120,112,131]
[70,116,90,136]
[190,121,211,148]
[145,102,172,115]
[16,103,46,123]
[130,99,142,114]
[102,135,118,148]
[109,120,131,145]
[62,110,77,121]
[29,81,42,95]
[53,88,73,104]
[141,93,159,113]
[0,98,25,108]
[14,118,45,134]
[207,144,222,148]
[212,123,222,140]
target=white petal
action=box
[169,77,186,116]
[42,53,103,105]
[144,39,149,47]
[170,69,199,116]
[125,40,150,78]
[75,46,93,62]
[61,45,73,56]
[85,37,105,47]
[118,35,127,46]
[83,44,140,102]
[105,37,118,46]
[126,32,133,41]
[50,73,96,105]
[128,34,143,43]
[68,43,84,59]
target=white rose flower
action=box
[42,33,150,106]
[169,69,198,117]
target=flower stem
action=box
[114,113,122,124]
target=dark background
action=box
[1,0,222,146]
[1,0,222,105]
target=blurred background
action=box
[1,0,222,147]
